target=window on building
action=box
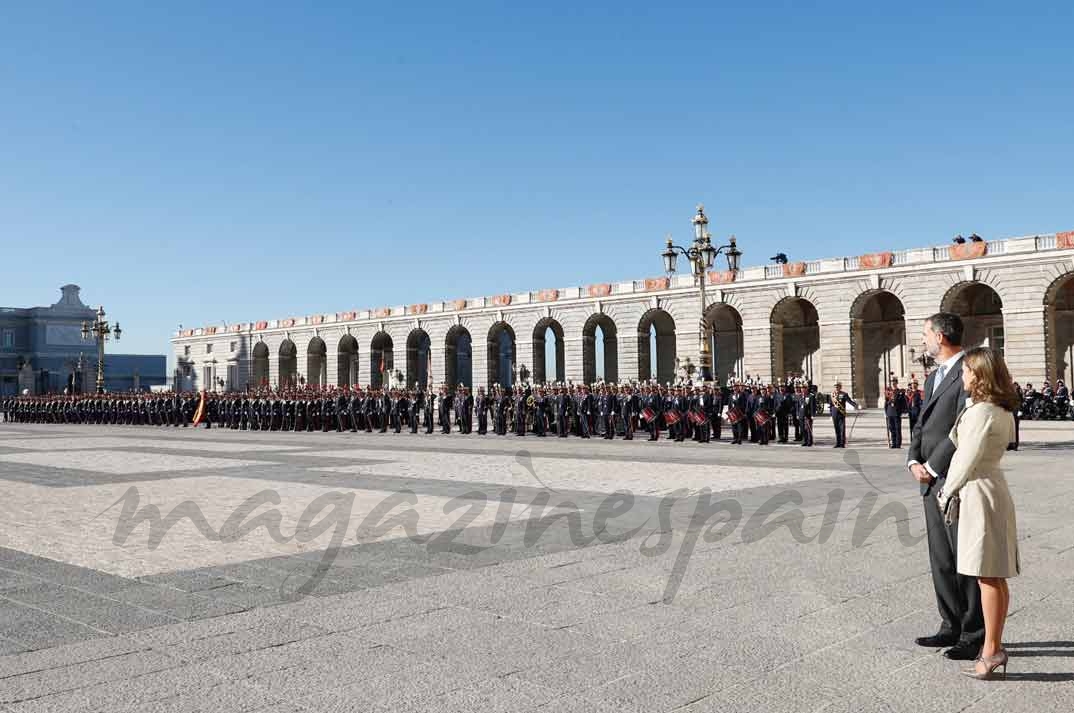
[229,341,237,352]
[990,326,1005,359]
[183,345,190,357]
[1,330,13,348]
[206,343,213,354]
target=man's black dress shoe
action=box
[915,633,959,648]
[943,642,982,660]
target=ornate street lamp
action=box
[661,205,742,382]
[81,306,120,394]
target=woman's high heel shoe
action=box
[961,650,1008,680]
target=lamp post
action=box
[661,205,742,383]
[81,306,120,394]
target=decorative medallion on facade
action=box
[1058,231,1074,250]
[587,283,612,297]
[490,294,512,306]
[451,299,468,311]
[280,318,296,328]
[950,242,987,261]
[408,303,429,315]
[373,308,392,318]
[858,251,893,269]
[707,270,736,285]
[536,289,559,302]
[309,315,325,325]
[254,321,269,331]
[644,277,670,291]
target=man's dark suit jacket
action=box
[907,357,969,495]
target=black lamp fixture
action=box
[660,205,743,384]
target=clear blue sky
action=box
[2,1,1072,366]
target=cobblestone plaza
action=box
[1,416,1071,711]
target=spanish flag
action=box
[192,390,207,427]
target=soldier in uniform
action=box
[884,377,908,448]
[797,384,816,447]
[555,385,571,438]
[474,387,488,435]
[439,386,452,434]
[907,379,922,435]
[774,383,792,443]
[458,386,474,434]
[533,386,548,437]
[599,385,614,440]
[828,381,858,448]
[754,385,773,445]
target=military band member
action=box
[775,383,792,443]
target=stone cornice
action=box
[173,230,1073,342]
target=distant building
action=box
[0,285,166,396]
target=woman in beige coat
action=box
[937,346,1020,680]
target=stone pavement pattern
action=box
[0,415,1072,712]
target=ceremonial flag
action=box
[191,390,207,427]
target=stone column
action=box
[1003,307,1046,386]
[742,321,774,384]
[563,336,585,384]
[819,320,853,394]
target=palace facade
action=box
[172,227,1074,406]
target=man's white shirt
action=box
[907,350,964,479]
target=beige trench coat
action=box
[939,401,1020,578]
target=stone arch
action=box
[406,328,432,389]
[306,336,327,387]
[252,341,270,387]
[532,317,565,385]
[445,325,473,391]
[1044,271,1074,385]
[704,303,743,386]
[337,334,359,387]
[940,282,1004,354]
[487,322,517,389]
[770,297,819,384]
[369,332,394,389]
[637,308,676,384]
[850,290,906,407]
[582,313,618,385]
[278,339,298,388]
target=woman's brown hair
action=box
[963,347,1021,411]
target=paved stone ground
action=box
[0,414,1072,712]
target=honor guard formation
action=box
[2,372,1053,448]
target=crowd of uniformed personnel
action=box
[0,373,937,448]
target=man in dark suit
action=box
[907,312,983,661]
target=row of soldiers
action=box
[1,379,898,447]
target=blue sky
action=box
[2,1,1072,365]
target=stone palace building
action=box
[172,222,1074,406]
